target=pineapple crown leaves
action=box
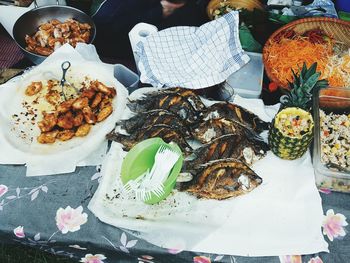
[283,62,328,110]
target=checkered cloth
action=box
[136,11,250,89]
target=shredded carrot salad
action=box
[265,34,350,88]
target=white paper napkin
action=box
[0,44,128,176]
[136,11,250,89]
[88,92,328,257]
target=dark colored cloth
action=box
[0,164,349,263]
[92,0,209,59]
[0,25,24,69]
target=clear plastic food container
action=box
[313,87,350,193]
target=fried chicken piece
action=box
[38,112,57,132]
[56,130,75,141]
[108,88,116,98]
[80,88,96,99]
[56,98,75,114]
[95,81,111,95]
[73,111,84,127]
[47,79,58,90]
[25,81,42,96]
[37,130,59,144]
[57,111,74,129]
[75,123,91,137]
[99,97,112,109]
[97,105,113,122]
[34,46,53,56]
[72,97,89,110]
[82,106,96,124]
[45,90,61,105]
[91,92,103,108]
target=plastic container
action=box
[313,87,350,193]
[113,64,139,92]
[120,138,183,204]
[221,52,263,99]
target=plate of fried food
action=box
[0,45,128,175]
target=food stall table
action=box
[0,165,349,263]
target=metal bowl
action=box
[13,4,96,64]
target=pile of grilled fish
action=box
[107,87,270,200]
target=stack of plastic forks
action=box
[123,145,180,202]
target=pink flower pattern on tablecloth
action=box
[279,255,302,263]
[193,256,211,263]
[80,254,106,263]
[0,184,8,197]
[322,209,348,241]
[308,256,323,263]
[13,226,25,238]
[56,206,88,234]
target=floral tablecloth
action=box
[0,164,348,263]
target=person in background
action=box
[91,0,209,58]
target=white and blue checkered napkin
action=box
[135,11,250,89]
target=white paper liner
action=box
[0,44,128,176]
[89,89,328,256]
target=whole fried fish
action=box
[202,102,270,133]
[118,109,191,138]
[192,118,256,144]
[184,132,269,169]
[147,87,206,112]
[128,92,202,124]
[181,158,263,200]
[106,124,192,155]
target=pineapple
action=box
[268,63,328,160]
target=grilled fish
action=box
[181,158,263,200]
[202,102,270,133]
[192,118,256,144]
[147,87,206,112]
[185,132,269,169]
[106,124,192,154]
[118,109,191,138]
[128,92,202,124]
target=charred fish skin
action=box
[202,102,270,133]
[127,93,202,124]
[191,118,252,144]
[107,124,193,154]
[181,158,263,200]
[184,132,269,170]
[147,87,206,112]
[118,109,192,138]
